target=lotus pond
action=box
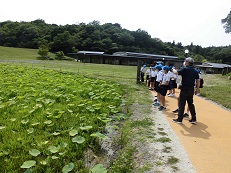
[0,64,126,172]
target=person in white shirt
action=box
[149,67,157,90]
[153,65,163,106]
[145,67,151,87]
[158,66,170,111]
[140,64,146,82]
[167,67,177,97]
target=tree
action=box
[51,31,74,53]
[38,44,49,59]
[221,10,231,33]
[55,51,65,60]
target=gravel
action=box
[144,106,196,173]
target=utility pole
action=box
[136,60,142,84]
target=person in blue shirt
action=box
[172,57,200,124]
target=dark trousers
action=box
[141,72,144,82]
[178,89,196,121]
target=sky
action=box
[0,0,230,48]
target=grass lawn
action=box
[201,74,231,109]
[0,46,39,60]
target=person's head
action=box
[184,57,194,66]
[163,66,170,73]
[156,65,162,71]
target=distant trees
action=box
[0,19,230,64]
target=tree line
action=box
[0,19,230,64]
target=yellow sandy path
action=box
[151,89,231,173]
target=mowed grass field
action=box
[0,46,230,109]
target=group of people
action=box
[140,57,203,124]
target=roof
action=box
[78,51,105,55]
[113,52,178,59]
[196,62,231,69]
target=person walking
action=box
[172,57,200,124]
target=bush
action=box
[55,51,65,60]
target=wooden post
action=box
[136,60,142,84]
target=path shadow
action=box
[179,122,211,139]
[164,111,211,139]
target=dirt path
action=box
[151,89,231,173]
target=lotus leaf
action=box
[29,149,40,156]
[80,126,92,131]
[10,118,16,122]
[72,136,85,144]
[90,132,109,140]
[0,126,6,130]
[91,164,107,173]
[20,160,36,169]
[48,146,59,153]
[44,120,52,124]
[27,128,34,134]
[51,156,59,159]
[62,162,74,173]
[52,132,60,136]
[31,122,40,126]
[21,119,29,124]
[69,129,78,136]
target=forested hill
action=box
[0,19,230,64]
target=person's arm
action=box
[195,78,200,95]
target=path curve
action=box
[151,89,231,173]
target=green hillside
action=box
[0,46,39,60]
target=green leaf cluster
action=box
[0,64,125,172]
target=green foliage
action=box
[55,51,65,60]
[38,44,49,59]
[167,156,179,165]
[0,64,126,172]
[156,137,171,143]
[221,10,231,33]
[109,146,136,173]
[3,19,230,63]
[90,164,107,173]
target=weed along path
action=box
[151,89,231,173]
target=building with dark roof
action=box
[196,62,231,74]
[68,51,191,69]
